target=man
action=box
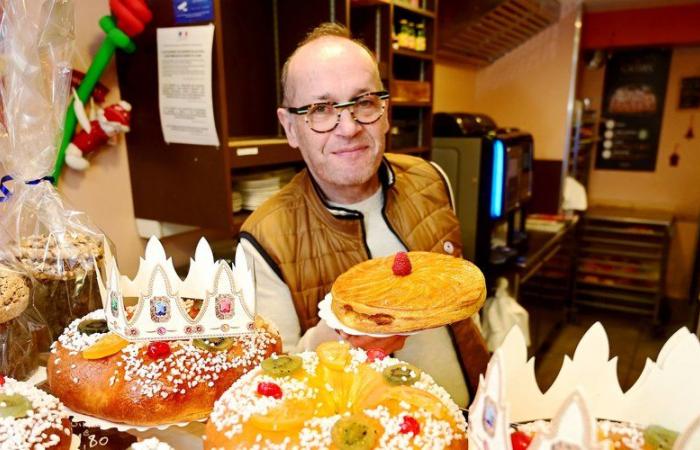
[239,23,489,407]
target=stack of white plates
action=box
[233,168,296,211]
[232,191,243,212]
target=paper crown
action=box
[468,323,700,450]
[96,237,256,342]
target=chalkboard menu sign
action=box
[597,48,671,171]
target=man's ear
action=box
[277,108,299,149]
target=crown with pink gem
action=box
[95,236,256,342]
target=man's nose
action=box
[334,107,362,137]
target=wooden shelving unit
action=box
[572,206,674,325]
[116,0,346,231]
[351,0,437,158]
[117,0,437,233]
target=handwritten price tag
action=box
[72,422,137,450]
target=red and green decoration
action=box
[52,0,153,183]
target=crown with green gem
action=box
[95,237,256,342]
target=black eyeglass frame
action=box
[286,90,390,133]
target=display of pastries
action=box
[331,251,486,333]
[205,341,467,449]
[509,420,679,450]
[16,233,105,343]
[0,375,73,450]
[47,309,281,426]
[0,267,41,380]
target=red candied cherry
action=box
[257,381,283,399]
[399,415,420,435]
[0,374,5,386]
[392,252,412,276]
[366,348,387,363]
[510,431,532,450]
[147,341,171,359]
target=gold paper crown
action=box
[96,237,256,342]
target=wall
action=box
[471,9,580,161]
[60,0,231,276]
[434,62,477,113]
[579,47,700,300]
[58,0,143,275]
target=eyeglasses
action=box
[286,91,390,133]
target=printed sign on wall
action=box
[172,0,215,24]
[597,49,671,171]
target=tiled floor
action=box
[533,301,697,393]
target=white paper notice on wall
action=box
[157,24,220,147]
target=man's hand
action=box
[337,331,407,354]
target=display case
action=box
[572,206,674,326]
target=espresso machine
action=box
[432,113,534,269]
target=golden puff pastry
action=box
[331,251,486,333]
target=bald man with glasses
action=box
[238,23,489,407]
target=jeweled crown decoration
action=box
[468,323,700,449]
[96,236,256,342]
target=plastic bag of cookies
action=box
[0,231,49,380]
[0,0,111,347]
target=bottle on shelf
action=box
[415,22,426,52]
[397,19,410,48]
[406,21,416,50]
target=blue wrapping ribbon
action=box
[0,175,55,202]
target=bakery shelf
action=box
[582,224,665,238]
[352,0,435,17]
[228,137,302,169]
[577,266,659,282]
[580,235,664,249]
[394,1,436,18]
[576,278,658,294]
[575,288,656,305]
[578,256,659,272]
[579,246,664,260]
[574,299,654,316]
[394,47,434,60]
[572,206,673,325]
[392,100,432,107]
[352,0,435,157]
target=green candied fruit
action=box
[331,415,378,450]
[0,394,32,418]
[383,363,421,386]
[77,319,109,335]
[643,425,679,450]
[261,355,303,377]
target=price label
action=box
[72,422,137,450]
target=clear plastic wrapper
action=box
[0,229,49,380]
[0,0,110,345]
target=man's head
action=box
[277,23,389,203]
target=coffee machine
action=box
[432,113,534,269]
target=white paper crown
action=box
[469,322,700,450]
[96,236,256,342]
